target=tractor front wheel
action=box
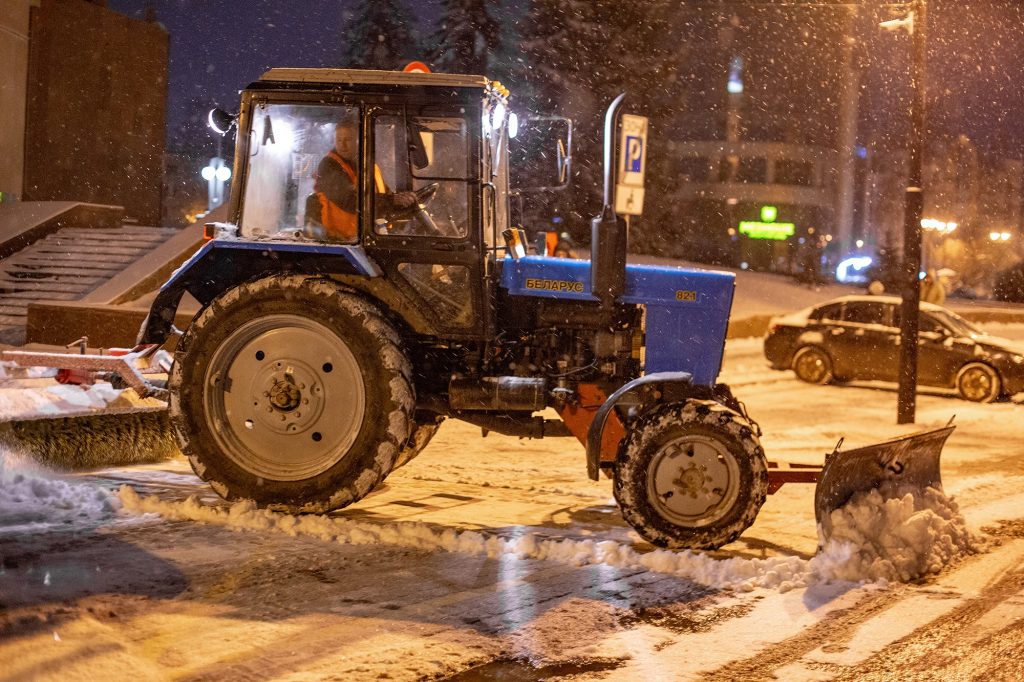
[169,276,414,513]
[614,400,768,550]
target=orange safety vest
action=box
[314,151,388,240]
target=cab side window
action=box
[373,113,470,238]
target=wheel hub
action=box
[249,360,326,436]
[647,435,742,528]
[204,315,366,481]
[268,375,301,411]
[672,463,710,498]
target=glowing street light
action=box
[921,218,957,234]
[202,156,231,210]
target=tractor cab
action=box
[209,68,519,337]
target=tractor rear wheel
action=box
[169,276,414,513]
[614,400,768,550]
[393,417,443,470]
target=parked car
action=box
[764,295,1024,402]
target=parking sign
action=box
[616,114,648,215]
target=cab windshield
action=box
[239,102,351,240]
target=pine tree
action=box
[430,0,500,74]
[513,0,692,240]
[340,0,419,70]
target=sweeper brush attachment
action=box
[0,410,177,469]
[1,345,178,469]
[814,424,954,540]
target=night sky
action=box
[107,0,1022,159]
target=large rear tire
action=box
[393,417,443,470]
[169,276,414,513]
[614,400,768,550]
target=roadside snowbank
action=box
[116,482,983,592]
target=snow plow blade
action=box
[815,424,954,538]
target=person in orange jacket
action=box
[306,115,415,240]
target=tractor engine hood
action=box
[499,256,735,386]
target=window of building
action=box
[775,159,815,186]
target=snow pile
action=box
[0,360,57,383]
[0,382,127,422]
[115,482,983,592]
[0,450,121,530]
[812,483,984,583]
[115,488,809,592]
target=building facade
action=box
[0,1,37,203]
[21,0,168,224]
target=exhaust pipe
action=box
[591,92,628,309]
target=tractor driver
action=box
[305,114,416,241]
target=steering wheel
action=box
[413,182,439,207]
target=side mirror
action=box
[509,116,573,192]
[207,108,238,136]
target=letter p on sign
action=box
[626,136,643,172]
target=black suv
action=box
[764,295,1024,402]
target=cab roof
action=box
[259,68,490,90]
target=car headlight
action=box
[1012,354,1024,364]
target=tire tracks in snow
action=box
[697,539,1024,681]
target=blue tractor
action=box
[129,69,869,550]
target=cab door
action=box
[363,104,485,339]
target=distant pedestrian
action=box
[920,269,946,305]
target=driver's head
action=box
[333,112,358,161]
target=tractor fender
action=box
[137,240,382,345]
[586,371,693,480]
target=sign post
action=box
[615,114,648,216]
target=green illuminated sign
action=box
[739,221,796,240]
[738,204,793,240]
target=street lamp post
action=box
[896,0,928,424]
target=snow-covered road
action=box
[2,337,1024,680]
